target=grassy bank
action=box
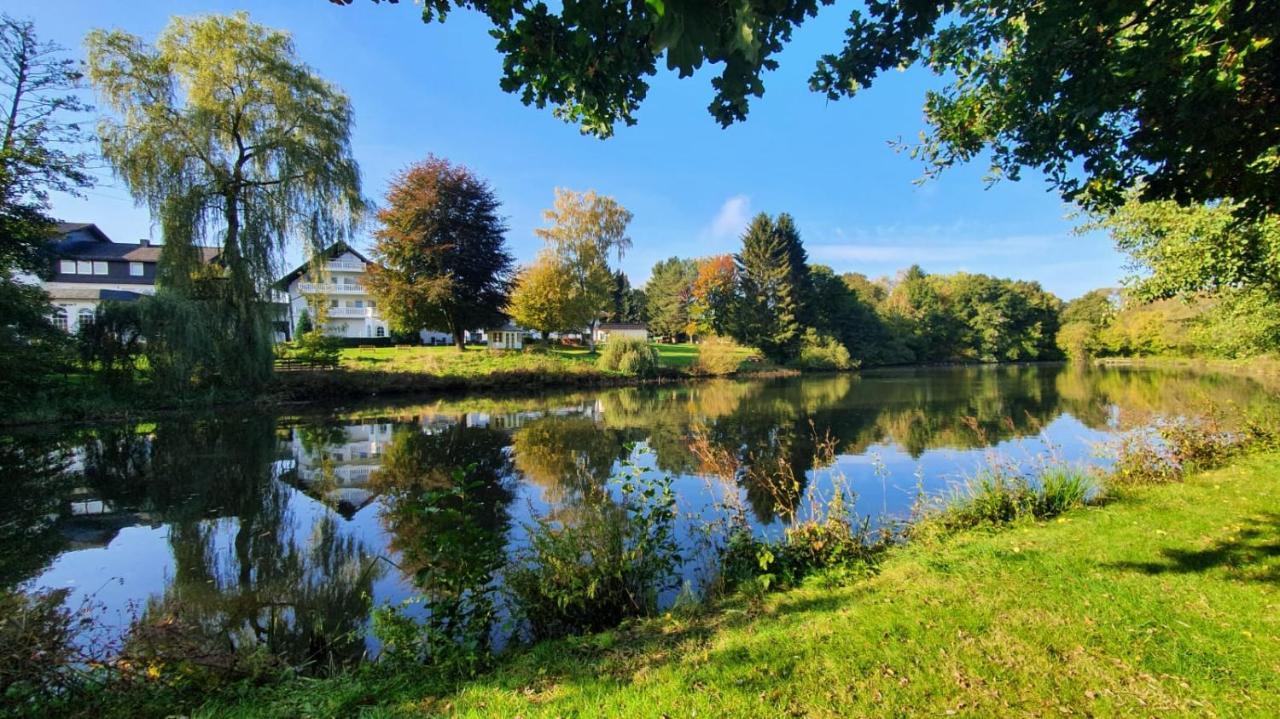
[188,451,1280,718]
[271,343,769,401]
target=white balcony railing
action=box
[298,282,366,294]
[326,261,364,271]
[328,306,377,318]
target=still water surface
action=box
[3,365,1273,665]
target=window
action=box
[368,300,376,308]
[93,261,108,275]
[52,308,68,331]
[330,299,338,308]
[77,308,94,332]
[60,260,76,274]
[129,262,144,276]
[354,300,363,308]
[375,326,385,338]
[77,260,92,274]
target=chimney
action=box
[139,238,151,247]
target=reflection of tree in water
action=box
[862,367,1063,456]
[82,416,380,672]
[371,420,515,655]
[1056,365,1280,430]
[511,415,632,502]
[0,434,71,587]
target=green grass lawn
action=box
[336,343,749,375]
[196,453,1280,718]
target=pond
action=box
[3,364,1274,668]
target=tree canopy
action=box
[732,212,808,362]
[86,12,365,387]
[364,156,515,349]
[530,188,632,349]
[507,251,586,340]
[334,0,1279,214]
[1089,195,1280,302]
[644,257,697,341]
[0,15,91,405]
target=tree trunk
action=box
[452,322,467,351]
[586,319,597,352]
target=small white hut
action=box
[486,322,525,351]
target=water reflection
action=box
[4,364,1276,663]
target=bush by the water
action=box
[717,490,881,601]
[505,458,681,638]
[920,464,1096,534]
[791,330,855,371]
[596,337,660,377]
[693,335,746,375]
[276,330,341,368]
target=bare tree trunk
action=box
[586,319,597,352]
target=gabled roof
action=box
[52,222,218,263]
[276,241,375,289]
[54,222,112,243]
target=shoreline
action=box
[13,355,1274,432]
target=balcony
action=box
[298,282,366,294]
[326,261,365,272]
[327,306,379,318]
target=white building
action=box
[593,322,649,344]
[287,421,394,517]
[36,222,218,333]
[276,242,453,343]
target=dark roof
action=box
[54,222,111,242]
[276,241,374,288]
[52,222,218,263]
[47,288,147,302]
[598,323,648,330]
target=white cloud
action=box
[702,195,752,241]
[808,227,1060,265]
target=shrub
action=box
[0,588,83,713]
[923,464,1095,533]
[295,307,314,336]
[1033,466,1097,516]
[596,337,660,377]
[1110,431,1183,486]
[505,458,681,639]
[791,329,855,371]
[715,491,878,597]
[693,335,745,375]
[1109,416,1247,488]
[78,300,145,387]
[288,330,341,368]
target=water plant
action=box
[505,452,682,639]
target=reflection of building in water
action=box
[281,404,606,517]
[285,422,396,518]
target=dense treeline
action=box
[635,211,1065,369]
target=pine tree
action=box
[731,213,804,362]
[645,257,697,341]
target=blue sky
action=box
[14,0,1124,298]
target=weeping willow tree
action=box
[85,13,365,390]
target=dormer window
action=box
[77,260,92,274]
[60,260,76,274]
[129,262,144,276]
[93,261,108,275]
